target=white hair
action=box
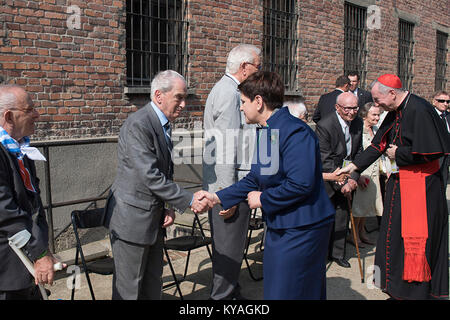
[225,44,261,74]
[0,85,20,117]
[285,100,307,118]
[370,80,406,95]
[150,70,186,99]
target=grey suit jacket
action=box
[202,74,256,193]
[107,102,193,245]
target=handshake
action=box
[190,190,219,214]
[189,190,263,215]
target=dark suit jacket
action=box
[107,102,193,246]
[313,89,344,123]
[0,145,49,290]
[315,112,364,198]
[354,87,373,109]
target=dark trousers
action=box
[0,286,43,300]
[208,201,251,300]
[328,193,350,260]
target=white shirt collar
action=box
[226,73,240,85]
[336,111,350,131]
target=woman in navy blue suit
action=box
[203,71,335,299]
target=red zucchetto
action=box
[377,74,403,89]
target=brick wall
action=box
[0,0,448,139]
[0,0,134,139]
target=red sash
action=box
[398,160,439,283]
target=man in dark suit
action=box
[315,92,363,268]
[313,75,350,123]
[0,85,58,299]
[105,70,211,300]
[347,71,373,109]
[432,90,450,184]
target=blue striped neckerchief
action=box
[0,126,30,160]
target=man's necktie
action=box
[17,158,36,192]
[344,124,351,157]
[164,122,173,152]
[441,112,449,133]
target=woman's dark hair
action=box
[238,71,284,110]
[359,102,377,119]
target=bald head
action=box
[336,92,359,122]
[0,85,38,140]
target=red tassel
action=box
[403,252,432,283]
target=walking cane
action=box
[347,197,364,283]
[8,232,63,300]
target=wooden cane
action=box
[347,197,364,283]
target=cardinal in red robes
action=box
[339,74,449,300]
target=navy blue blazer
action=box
[216,107,335,230]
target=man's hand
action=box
[191,190,219,214]
[358,175,370,189]
[162,208,176,228]
[219,205,237,220]
[247,191,262,209]
[385,144,397,160]
[34,252,58,286]
[341,178,357,199]
[336,163,358,176]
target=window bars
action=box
[398,19,415,91]
[263,0,299,91]
[126,0,188,87]
[344,2,368,87]
[435,31,448,92]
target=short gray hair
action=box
[285,99,306,118]
[150,70,186,99]
[0,85,20,117]
[226,44,261,74]
[370,80,406,95]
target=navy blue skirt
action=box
[263,217,333,300]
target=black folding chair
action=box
[163,214,212,300]
[71,208,114,300]
[243,208,264,281]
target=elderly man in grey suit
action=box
[203,44,261,300]
[105,70,211,300]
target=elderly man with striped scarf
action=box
[0,85,57,300]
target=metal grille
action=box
[398,19,415,91]
[263,0,299,91]
[435,31,448,91]
[344,2,368,87]
[126,0,188,87]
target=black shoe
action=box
[332,258,351,268]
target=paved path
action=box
[47,185,449,300]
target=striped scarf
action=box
[0,127,36,192]
[0,126,30,160]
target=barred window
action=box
[398,19,415,91]
[435,31,448,91]
[126,0,188,87]
[344,2,368,87]
[263,0,299,91]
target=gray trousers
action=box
[208,201,251,300]
[110,230,164,300]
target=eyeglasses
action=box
[436,99,450,104]
[246,62,262,70]
[337,104,359,112]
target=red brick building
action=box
[0,0,448,139]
